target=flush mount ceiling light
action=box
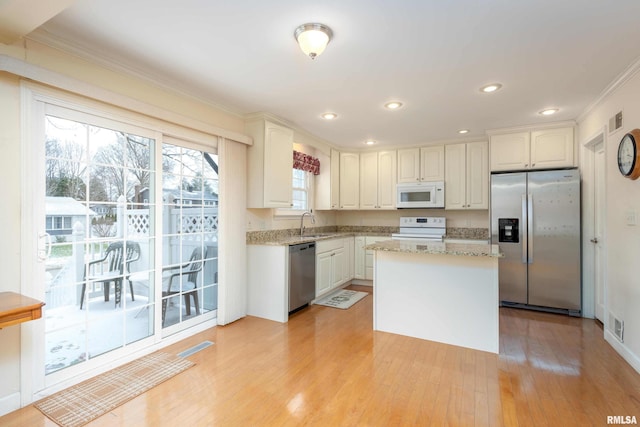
[480,83,502,93]
[294,23,333,60]
[458,129,469,134]
[364,140,377,145]
[384,101,403,110]
[321,112,338,120]
[539,108,559,116]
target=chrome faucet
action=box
[300,210,315,236]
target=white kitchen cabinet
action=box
[246,119,294,208]
[360,150,397,209]
[397,146,444,183]
[365,236,389,280]
[316,238,347,297]
[530,127,574,169]
[344,236,354,281]
[445,141,489,210]
[490,127,574,171]
[339,152,359,209]
[354,236,366,279]
[315,148,340,210]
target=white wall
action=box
[578,65,640,371]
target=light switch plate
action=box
[626,211,637,226]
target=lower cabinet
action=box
[354,235,388,280]
[316,238,348,297]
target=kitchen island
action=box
[366,240,502,354]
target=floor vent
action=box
[609,313,624,343]
[178,340,214,358]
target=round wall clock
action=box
[618,129,640,180]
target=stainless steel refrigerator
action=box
[490,169,581,315]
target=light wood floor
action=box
[3,284,640,426]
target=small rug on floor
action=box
[315,289,368,309]
[34,352,194,427]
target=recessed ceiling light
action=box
[458,129,469,134]
[480,83,502,93]
[364,140,376,145]
[321,112,338,120]
[384,101,403,110]
[539,108,559,116]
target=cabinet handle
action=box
[532,163,535,167]
[525,164,529,168]
[331,253,335,256]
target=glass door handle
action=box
[590,237,599,244]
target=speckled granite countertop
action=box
[364,239,503,258]
[246,226,489,246]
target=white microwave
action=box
[396,182,445,209]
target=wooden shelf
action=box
[0,292,45,329]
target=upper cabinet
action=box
[445,141,489,210]
[339,152,360,209]
[490,127,574,172]
[315,149,340,210]
[360,150,397,209]
[397,146,444,183]
[246,119,293,208]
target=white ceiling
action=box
[26,0,640,149]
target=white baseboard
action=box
[0,392,21,417]
[605,330,640,374]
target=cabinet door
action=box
[331,248,345,288]
[530,127,574,169]
[490,132,530,171]
[330,149,340,209]
[466,141,489,209]
[316,251,333,296]
[354,236,366,279]
[420,145,445,181]
[344,237,354,281]
[339,152,359,209]
[397,148,420,183]
[377,150,397,209]
[263,122,294,207]
[444,143,467,209]
[364,236,387,280]
[359,152,379,209]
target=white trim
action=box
[605,331,640,374]
[0,54,251,145]
[0,392,21,417]
[577,56,640,124]
[485,120,576,136]
[580,128,604,319]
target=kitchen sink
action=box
[302,233,334,239]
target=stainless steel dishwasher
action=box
[289,242,316,314]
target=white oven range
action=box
[392,216,446,241]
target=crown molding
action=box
[485,120,576,136]
[26,28,246,118]
[577,55,640,123]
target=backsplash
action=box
[246,225,489,243]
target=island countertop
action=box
[365,239,503,258]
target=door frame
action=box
[19,82,220,405]
[580,127,608,321]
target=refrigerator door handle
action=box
[521,194,527,264]
[527,193,533,264]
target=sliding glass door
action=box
[31,99,219,386]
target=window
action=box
[292,169,310,210]
[274,168,313,216]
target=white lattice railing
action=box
[126,207,218,238]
